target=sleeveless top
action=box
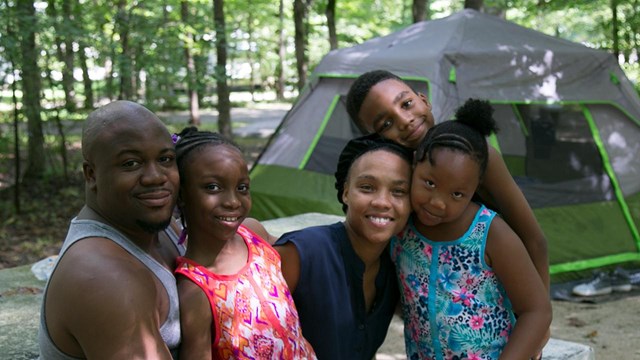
[38,218,184,360]
[390,205,516,360]
[275,222,399,360]
[175,225,316,360]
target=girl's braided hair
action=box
[414,98,498,179]
[174,126,241,181]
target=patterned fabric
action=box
[391,205,516,360]
[175,225,316,360]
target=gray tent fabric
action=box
[250,9,640,281]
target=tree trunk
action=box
[326,0,337,50]
[611,0,620,60]
[47,0,76,112]
[116,0,133,99]
[293,0,312,92]
[43,52,69,182]
[464,0,483,11]
[6,11,21,211]
[74,0,93,108]
[247,2,256,102]
[412,0,428,23]
[213,0,232,138]
[275,0,286,100]
[181,1,201,125]
[61,0,76,111]
[17,0,46,181]
[12,67,21,213]
[78,45,94,109]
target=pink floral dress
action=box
[175,225,316,360]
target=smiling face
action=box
[179,144,251,243]
[357,79,435,149]
[85,113,179,235]
[411,148,481,235]
[342,149,412,247]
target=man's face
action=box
[86,116,179,236]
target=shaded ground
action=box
[0,176,84,269]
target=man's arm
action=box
[46,238,174,359]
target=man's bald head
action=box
[82,100,167,161]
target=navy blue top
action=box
[275,222,399,360]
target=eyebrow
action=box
[393,90,410,105]
[372,90,411,125]
[355,174,410,185]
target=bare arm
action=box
[273,242,301,293]
[177,277,213,360]
[47,239,174,359]
[479,146,550,291]
[242,217,278,245]
[486,217,552,360]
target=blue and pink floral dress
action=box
[391,205,516,360]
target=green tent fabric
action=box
[249,10,640,281]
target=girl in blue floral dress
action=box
[391,99,551,360]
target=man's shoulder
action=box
[53,237,158,294]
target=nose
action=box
[141,162,168,186]
[394,109,414,130]
[371,190,392,209]
[429,193,446,211]
[222,191,241,209]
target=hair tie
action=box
[178,228,187,245]
[171,133,181,144]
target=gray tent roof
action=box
[313,9,640,123]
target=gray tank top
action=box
[38,218,185,359]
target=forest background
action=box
[1,0,639,268]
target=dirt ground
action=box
[549,293,640,358]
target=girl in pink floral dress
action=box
[173,127,315,359]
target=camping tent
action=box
[249,9,640,280]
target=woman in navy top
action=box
[271,134,413,359]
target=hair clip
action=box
[171,134,181,144]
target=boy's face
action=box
[411,148,480,231]
[358,79,435,149]
[179,144,251,242]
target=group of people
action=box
[38,69,551,359]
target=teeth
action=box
[369,216,391,225]
[218,216,239,222]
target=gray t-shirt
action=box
[38,218,184,359]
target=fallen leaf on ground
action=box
[566,316,587,327]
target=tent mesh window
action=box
[494,103,613,209]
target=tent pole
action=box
[582,105,640,251]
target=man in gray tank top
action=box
[39,101,184,359]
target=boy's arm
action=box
[479,146,550,291]
[177,277,213,360]
[486,217,552,360]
